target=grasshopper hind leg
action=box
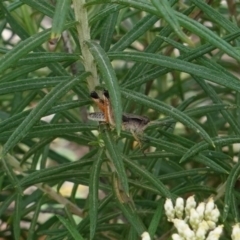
[130,130,148,156]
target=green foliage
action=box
[0,0,240,239]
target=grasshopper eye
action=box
[90,91,99,99]
[103,89,109,99]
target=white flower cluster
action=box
[164,196,223,240]
[141,231,151,240]
[232,223,240,240]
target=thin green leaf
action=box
[110,15,158,52]
[148,199,164,238]
[109,52,240,92]
[0,29,50,73]
[160,36,240,89]
[102,129,129,194]
[231,193,240,223]
[0,124,95,143]
[0,154,22,192]
[6,1,23,11]
[51,0,72,39]
[190,0,238,32]
[86,40,122,135]
[128,179,160,195]
[0,77,69,95]
[0,100,90,133]
[180,136,240,163]
[123,31,240,89]
[101,0,240,62]
[2,72,90,155]
[0,191,17,218]
[123,156,172,198]
[18,159,94,187]
[26,196,44,240]
[158,30,240,136]
[78,194,114,232]
[177,12,240,62]
[223,161,240,221]
[57,215,84,240]
[2,3,75,77]
[21,0,55,17]
[89,4,124,25]
[19,171,92,186]
[194,79,240,136]
[13,193,22,240]
[158,168,213,182]
[146,136,228,174]
[0,64,46,83]
[151,0,191,45]
[173,185,216,195]
[100,12,119,51]
[0,21,76,74]
[21,137,55,165]
[17,52,79,65]
[156,129,194,148]
[112,173,146,235]
[89,148,104,240]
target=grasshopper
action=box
[88,90,150,147]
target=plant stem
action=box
[72,0,98,91]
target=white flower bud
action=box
[195,221,209,240]
[207,207,220,223]
[141,231,151,240]
[206,225,223,240]
[172,219,195,239]
[184,227,195,240]
[203,198,220,227]
[185,196,196,217]
[175,197,184,219]
[189,208,200,230]
[196,202,205,221]
[205,198,215,217]
[232,223,240,240]
[206,220,216,230]
[172,218,188,233]
[172,219,188,235]
[199,220,210,232]
[164,198,175,221]
[172,233,184,240]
